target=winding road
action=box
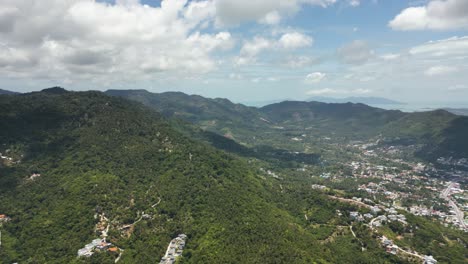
[440,182,467,230]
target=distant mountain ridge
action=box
[0,89,19,95]
[108,89,468,160]
[309,96,405,105]
[443,108,468,116]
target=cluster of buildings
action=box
[0,148,22,165]
[311,184,327,190]
[0,214,11,223]
[381,236,399,255]
[77,211,120,258]
[160,234,187,264]
[0,153,13,161]
[437,157,468,168]
[260,168,282,179]
[77,238,118,257]
[350,211,373,222]
[380,236,437,264]
[348,206,407,227]
[28,173,41,181]
[341,142,468,232]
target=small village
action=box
[337,140,467,232]
[77,212,121,259]
[282,138,467,263]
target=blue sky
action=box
[1,0,468,104]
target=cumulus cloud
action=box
[306,88,337,95]
[389,0,468,30]
[284,56,319,68]
[305,72,326,83]
[214,0,337,26]
[240,37,273,57]
[0,0,233,83]
[380,53,401,61]
[348,0,360,7]
[409,36,468,57]
[278,32,313,49]
[337,40,374,64]
[236,32,313,66]
[424,65,458,76]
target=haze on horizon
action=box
[1,0,468,103]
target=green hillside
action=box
[105,89,268,144]
[260,101,405,138]
[0,89,409,263]
[107,90,468,161]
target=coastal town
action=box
[320,140,468,232]
[275,137,467,262]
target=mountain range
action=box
[107,90,468,160]
[0,88,467,263]
[308,96,405,105]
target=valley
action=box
[0,89,466,264]
[2,1,468,263]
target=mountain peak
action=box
[41,87,68,94]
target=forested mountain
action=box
[382,110,468,159]
[105,90,267,142]
[260,101,405,137]
[108,90,468,160]
[260,101,468,159]
[0,89,419,263]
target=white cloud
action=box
[214,0,337,26]
[409,36,468,57]
[115,0,140,6]
[278,32,313,49]
[424,65,458,76]
[240,37,273,57]
[337,40,374,64]
[284,56,319,68]
[380,53,401,61]
[306,88,338,95]
[447,84,468,91]
[236,32,313,66]
[348,0,360,7]
[352,88,371,94]
[389,0,468,30]
[184,1,217,24]
[305,72,326,83]
[259,11,282,25]
[0,0,233,83]
[228,73,243,80]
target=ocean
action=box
[369,102,468,113]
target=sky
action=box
[1,0,468,103]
